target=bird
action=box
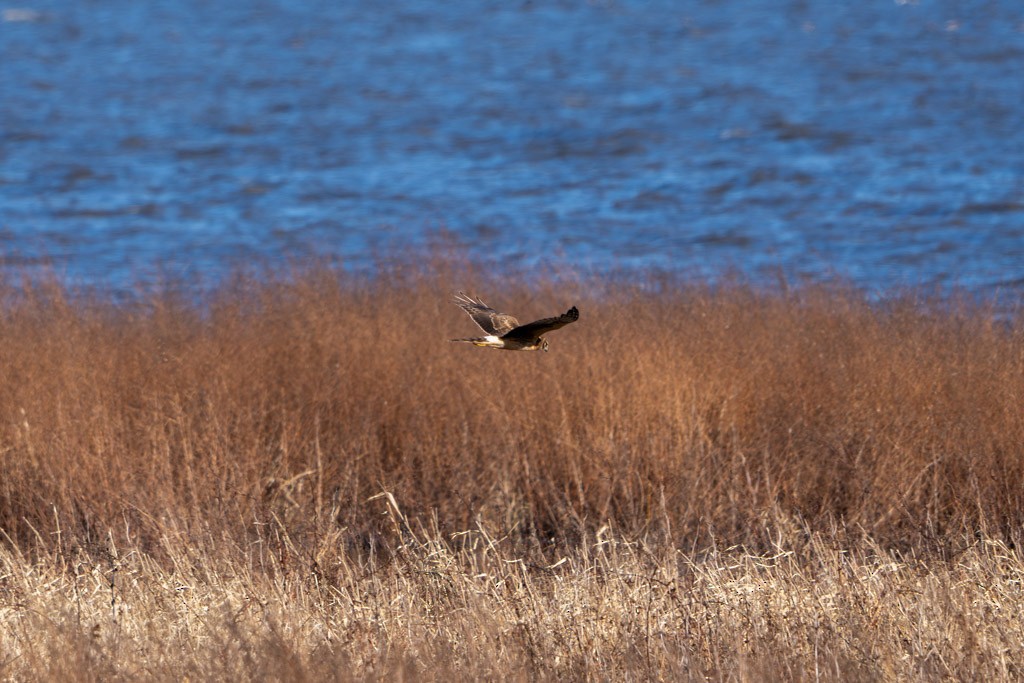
[449,292,579,352]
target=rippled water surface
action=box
[2,1,1023,293]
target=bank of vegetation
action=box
[1,265,1022,680]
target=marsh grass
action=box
[1,264,1023,679]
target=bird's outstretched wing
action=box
[453,292,520,336]
[502,306,579,342]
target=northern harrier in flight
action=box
[450,292,579,352]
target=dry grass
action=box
[1,263,1023,680]
[5,510,1024,681]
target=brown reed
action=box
[2,266,1022,554]
[0,263,1023,679]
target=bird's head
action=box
[541,338,550,352]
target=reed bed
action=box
[1,264,1022,680]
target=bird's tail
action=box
[449,337,499,347]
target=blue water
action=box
[2,1,1023,295]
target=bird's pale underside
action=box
[449,292,579,352]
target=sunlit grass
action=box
[1,264,1022,679]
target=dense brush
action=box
[1,265,1022,679]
